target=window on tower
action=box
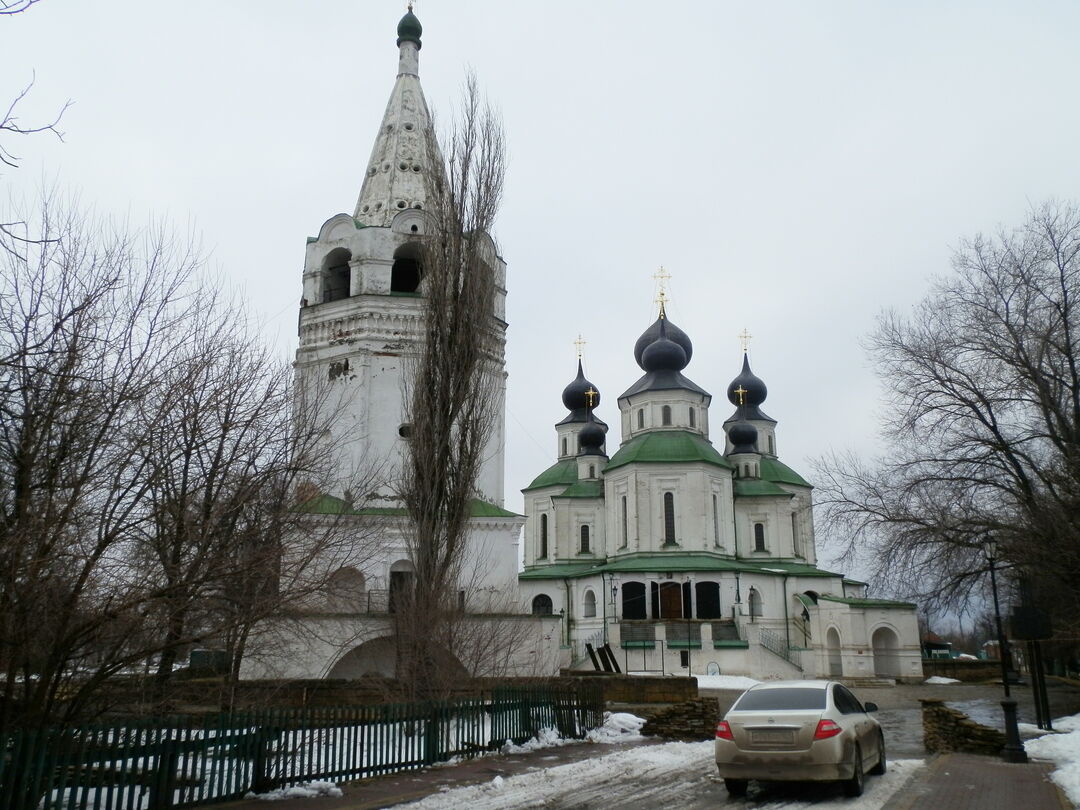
[637,409,644,429]
[661,405,672,426]
[391,244,422,293]
[321,248,352,302]
[754,522,766,552]
[579,525,590,554]
[689,407,696,428]
[663,492,676,545]
[539,514,548,559]
[621,496,628,548]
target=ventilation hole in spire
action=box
[396,200,407,209]
[375,202,383,211]
[361,205,370,213]
[368,167,377,176]
[399,162,408,171]
[404,122,415,131]
[410,225,419,233]
[383,163,390,172]
[385,124,393,132]
[412,165,421,173]
[413,203,422,209]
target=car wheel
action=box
[723,778,748,797]
[869,732,887,775]
[843,744,865,797]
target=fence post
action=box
[149,735,178,810]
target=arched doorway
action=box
[388,560,414,614]
[826,627,843,677]
[531,594,553,615]
[872,626,901,678]
[621,581,646,620]
[326,567,366,612]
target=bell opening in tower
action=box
[391,244,423,293]
[321,247,352,302]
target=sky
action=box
[4,1,1080,568]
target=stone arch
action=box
[325,635,467,680]
[321,247,352,302]
[621,581,646,620]
[391,243,422,293]
[326,566,366,613]
[583,589,597,618]
[871,625,901,678]
[748,587,763,618]
[826,626,843,677]
[389,559,414,614]
[531,593,553,615]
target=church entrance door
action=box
[658,582,683,619]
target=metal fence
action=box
[0,683,604,810]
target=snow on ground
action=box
[923,676,961,685]
[1024,711,1080,807]
[500,712,646,753]
[695,674,761,690]
[245,781,343,801]
[403,740,925,810]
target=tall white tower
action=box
[295,9,509,507]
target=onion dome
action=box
[561,360,601,411]
[578,413,606,455]
[640,318,688,372]
[727,353,767,408]
[397,9,423,48]
[728,417,759,454]
[633,316,693,369]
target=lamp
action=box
[982,534,1027,763]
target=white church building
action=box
[250,8,922,684]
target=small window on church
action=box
[580,525,590,554]
[321,248,351,302]
[539,514,548,559]
[621,496,628,548]
[689,407,696,428]
[754,522,766,552]
[588,464,595,478]
[391,244,422,293]
[637,409,644,430]
[768,434,775,454]
[561,437,567,456]
[661,405,672,426]
[663,492,676,545]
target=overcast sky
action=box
[5,1,1080,567]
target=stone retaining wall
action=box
[920,698,1006,754]
[921,658,1000,682]
[640,697,721,741]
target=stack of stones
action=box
[641,697,722,741]
[920,698,1006,755]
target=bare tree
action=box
[395,74,509,698]
[814,201,1080,634]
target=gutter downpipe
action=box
[783,574,791,651]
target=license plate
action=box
[750,729,794,745]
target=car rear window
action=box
[732,688,826,711]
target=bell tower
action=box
[295,9,509,506]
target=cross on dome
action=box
[574,334,586,360]
[739,328,753,353]
[653,266,671,318]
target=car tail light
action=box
[813,719,842,740]
[716,720,734,740]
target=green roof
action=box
[519,562,604,580]
[298,494,519,518]
[555,480,604,499]
[601,553,750,574]
[524,459,578,492]
[734,479,793,498]
[605,431,732,472]
[818,594,917,609]
[760,457,811,488]
[751,561,843,578]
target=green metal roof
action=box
[601,553,750,574]
[751,561,843,578]
[555,480,604,499]
[523,459,578,492]
[734,479,793,498]
[298,494,519,518]
[818,594,917,609]
[516,551,848,582]
[605,431,732,472]
[519,562,604,580]
[760,457,811,488]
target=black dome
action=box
[634,315,693,369]
[641,333,688,372]
[727,353,767,408]
[396,10,422,47]
[578,418,606,454]
[561,360,600,411]
[728,419,758,454]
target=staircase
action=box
[759,627,803,672]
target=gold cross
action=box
[574,334,586,360]
[653,266,671,317]
[734,385,748,406]
[739,328,753,353]
[585,387,598,408]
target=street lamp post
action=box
[983,536,1028,763]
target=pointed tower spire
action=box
[353,8,437,226]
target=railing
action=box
[0,684,604,810]
[759,627,802,671]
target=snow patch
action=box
[924,676,961,684]
[244,780,343,801]
[586,712,645,743]
[695,674,761,691]
[1023,711,1080,806]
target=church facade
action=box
[517,311,924,682]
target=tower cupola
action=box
[396,9,422,48]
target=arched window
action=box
[689,407,696,428]
[663,492,676,545]
[561,437,567,456]
[389,560,414,614]
[621,581,647,620]
[579,525,590,554]
[326,567,366,613]
[621,496,628,548]
[531,594,553,615]
[695,581,722,619]
[588,464,595,478]
[748,587,763,618]
[791,513,801,557]
[712,494,720,547]
[390,244,422,293]
[321,248,351,302]
[754,522,766,552]
[637,409,645,429]
[768,434,775,455]
[539,514,548,559]
[583,589,597,618]
[661,405,672,426]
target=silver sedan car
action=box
[715,680,885,797]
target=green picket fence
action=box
[0,683,604,810]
